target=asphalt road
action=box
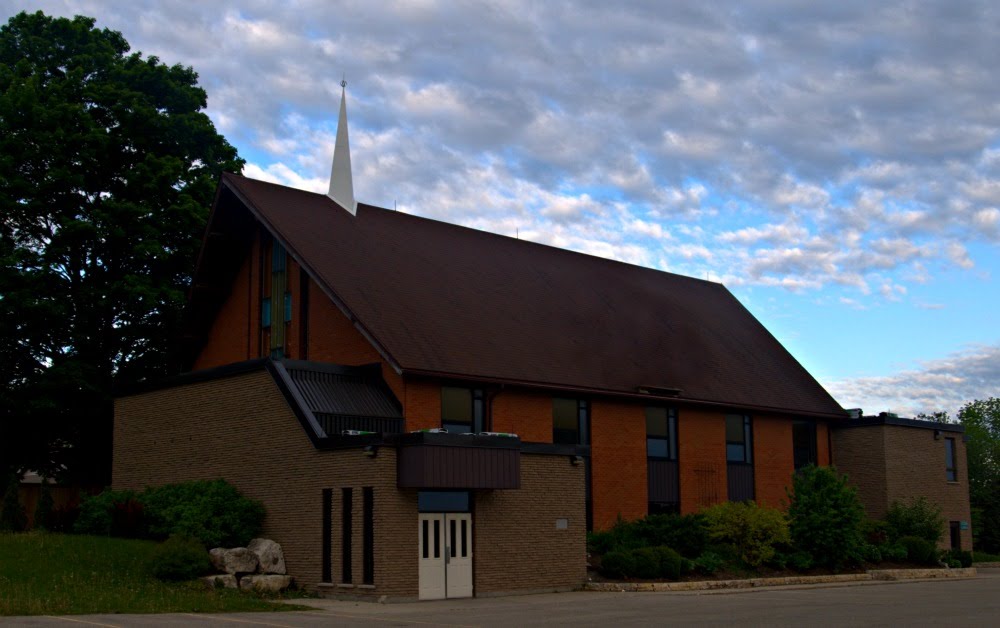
[3,570,999,627]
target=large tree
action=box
[958,397,1000,552]
[0,11,243,483]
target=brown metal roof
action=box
[203,173,845,419]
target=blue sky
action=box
[6,1,999,416]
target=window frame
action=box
[553,397,590,445]
[792,420,818,470]
[645,406,678,460]
[440,386,484,434]
[945,437,957,482]
[725,414,753,464]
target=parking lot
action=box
[3,570,998,627]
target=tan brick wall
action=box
[114,370,586,598]
[834,424,973,550]
[474,455,587,594]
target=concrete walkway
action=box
[3,569,999,627]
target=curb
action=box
[974,562,1000,568]
[584,567,978,592]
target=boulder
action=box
[222,547,259,574]
[208,547,227,572]
[239,574,293,593]
[202,574,238,589]
[248,538,286,575]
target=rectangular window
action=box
[645,407,677,459]
[726,414,752,463]
[341,488,352,584]
[792,420,818,469]
[441,386,484,434]
[362,487,374,585]
[272,241,287,272]
[299,269,309,359]
[553,398,590,445]
[417,491,470,513]
[946,437,957,482]
[950,521,961,550]
[261,297,272,328]
[322,489,332,582]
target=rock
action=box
[248,538,286,575]
[239,574,293,593]
[209,547,227,572]
[202,574,238,589]
[222,547,259,574]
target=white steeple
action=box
[327,79,356,215]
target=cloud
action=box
[827,343,1000,416]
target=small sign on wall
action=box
[960,521,969,530]
[555,518,568,530]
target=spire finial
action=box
[327,77,356,215]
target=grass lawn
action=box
[0,532,313,616]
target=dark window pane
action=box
[433,519,440,558]
[727,443,746,462]
[442,387,472,424]
[553,398,580,444]
[418,491,470,512]
[422,519,429,559]
[272,242,286,272]
[793,420,817,469]
[450,519,456,557]
[725,415,745,443]
[646,407,668,437]
[262,298,272,328]
[647,438,669,458]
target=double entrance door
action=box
[418,513,472,600]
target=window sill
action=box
[357,584,376,590]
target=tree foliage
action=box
[959,397,1000,552]
[0,11,243,481]
[787,465,867,569]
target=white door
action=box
[418,513,473,600]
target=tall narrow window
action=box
[270,241,288,358]
[362,487,374,585]
[441,387,484,434]
[341,488,353,584]
[553,398,589,445]
[261,298,272,328]
[298,269,310,359]
[321,489,332,582]
[792,420,817,470]
[725,414,752,463]
[645,407,677,459]
[646,407,679,515]
[945,437,957,482]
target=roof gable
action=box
[192,173,844,419]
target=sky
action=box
[5,1,999,418]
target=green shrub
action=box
[946,558,962,568]
[693,550,725,575]
[74,490,142,537]
[633,514,709,559]
[148,535,212,581]
[973,550,1000,562]
[630,547,662,579]
[788,551,813,571]
[600,550,635,579]
[879,542,907,561]
[141,479,264,547]
[702,501,789,567]
[860,544,882,564]
[863,519,891,546]
[33,482,54,531]
[944,549,973,568]
[899,535,938,565]
[886,497,944,544]
[587,529,617,555]
[651,546,683,579]
[786,465,866,569]
[1,474,27,532]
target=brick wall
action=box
[474,455,586,595]
[678,408,728,514]
[114,370,417,597]
[752,415,794,509]
[590,400,647,529]
[192,239,257,370]
[492,389,554,443]
[114,370,586,599]
[834,423,973,550]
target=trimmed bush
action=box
[33,482,54,531]
[945,549,973,568]
[786,465,866,569]
[886,497,944,544]
[149,535,212,581]
[600,551,635,579]
[693,551,725,575]
[860,544,882,564]
[651,546,683,579]
[141,479,264,547]
[587,513,709,559]
[74,490,143,537]
[863,519,891,546]
[879,542,907,562]
[1,474,27,532]
[630,547,662,579]
[899,535,937,565]
[702,501,789,567]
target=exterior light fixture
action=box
[364,445,378,458]
[571,455,584,466]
